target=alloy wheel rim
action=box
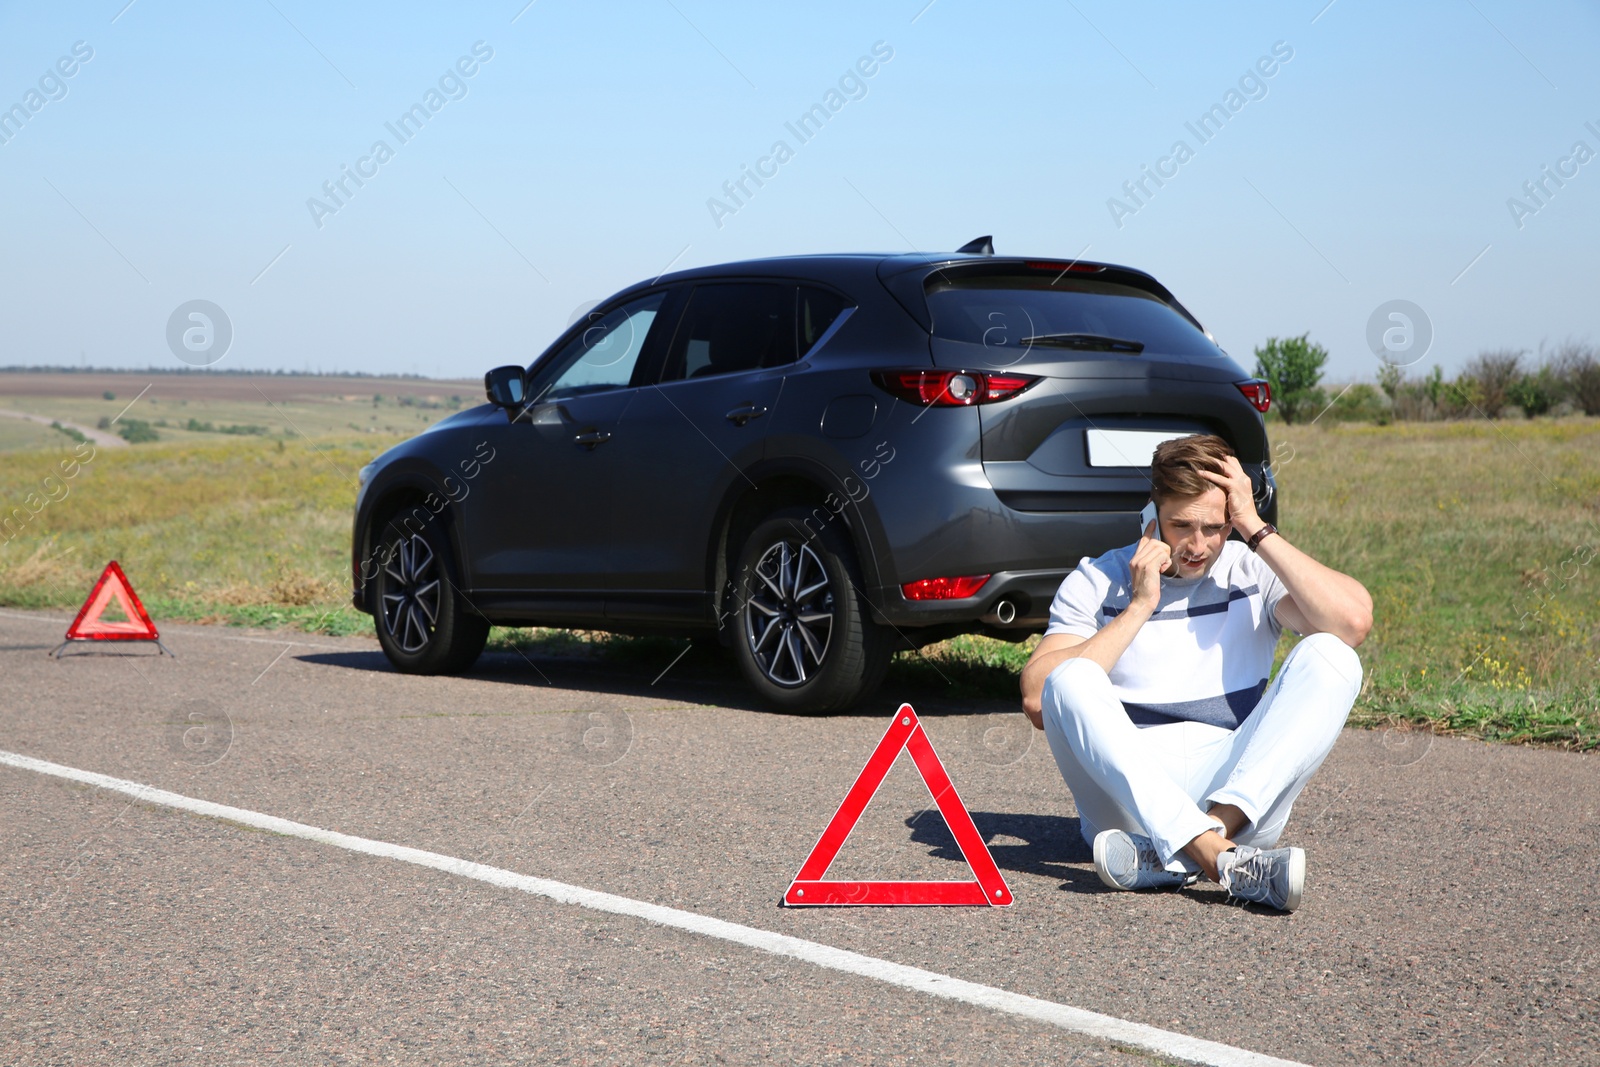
[380,533,441,654]
[744,539,834,687]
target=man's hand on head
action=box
[1196,454,1264,538]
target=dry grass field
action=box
[0,369,480,442]
[2,373,1596,747]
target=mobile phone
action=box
[1140,500,1179,577]
[1139,500,1161,540]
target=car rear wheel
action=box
[372,513,489,674]
[732,507,890,713]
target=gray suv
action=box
[351,240,1277,712]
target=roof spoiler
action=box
[955,235,994,256]
[876,254,1206,333]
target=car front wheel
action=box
[731,507,890,713]
[371,513,489,674]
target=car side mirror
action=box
[484,365,527,407]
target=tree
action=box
[1253,334,1328,424]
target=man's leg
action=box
[1040,657,1227,867]
[1204,632,1363,848]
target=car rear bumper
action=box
[872,567,1067,631]
[862,461,1276,633]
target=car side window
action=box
[798,286,850,358]
[658,283,796,384]
[532,292,667,402]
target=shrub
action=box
[184,417,269,436]
[1438,375,1482,419]
[1377,363,1405,401]
[1253,334,1329,424]
[1508,366,1563,418]
[1382,365,1446,421]
[1459,349,1524,417]
[1322,382,1391,424]
[1383,353,1592,422]
[1548,340,1600,416]
[116,418,160,444]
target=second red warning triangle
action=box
[785,704,1010,907]
[52,560,173,658]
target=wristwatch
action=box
[1245,523,1278,553]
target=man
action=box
[1020,434,1371,911]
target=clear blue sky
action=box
[1,0,1596,381]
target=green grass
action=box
[0,417,71,452]
[1266,418,1600,748]
[0,433,402,630]
[1,416,1596,748]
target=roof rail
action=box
[955,235,994,256]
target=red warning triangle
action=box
[785,704,1011,907]
[63,560,159,641]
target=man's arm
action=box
[1020,521,1170,729]
[1198,456,1373,647]
[1252,530,1372,645]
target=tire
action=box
[370,512,489,674]
[731,507,890,713]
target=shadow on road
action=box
[907,810,1105,894]
[294,646,782,713]
[904,812,1282,905]
[295,643,1021,720]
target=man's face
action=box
[1157,487,1231,578]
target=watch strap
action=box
[1245,523,1278,553]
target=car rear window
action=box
[924,276,1221,358]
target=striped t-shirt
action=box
[1044,540,1289,729]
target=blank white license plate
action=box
[1085,429,1195,468]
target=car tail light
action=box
[901,574,991,600]
[1236,379,1271,413]
[872,370,1039,407]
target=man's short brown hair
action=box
[1149,434,1234,504]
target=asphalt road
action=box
[1,608,1595,1066]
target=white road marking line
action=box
[0,749,1308,1067]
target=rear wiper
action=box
[1019,333,1145,354]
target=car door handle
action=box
[725,404,768,427]
[573,429,612,449]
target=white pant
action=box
[1040,632,1362,870]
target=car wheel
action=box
[371,512,489,674]
[732,507,890,713]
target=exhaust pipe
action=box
[991,598,1018,625]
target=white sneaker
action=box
[1217,845,1306,911]
[1093,829,1193,891]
